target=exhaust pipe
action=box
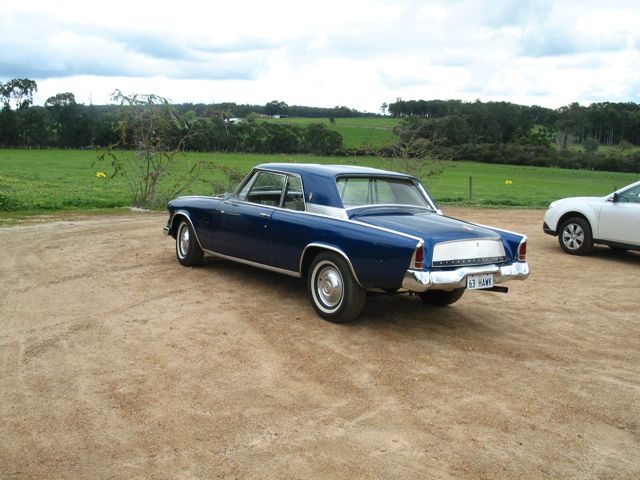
[482,286,509,294]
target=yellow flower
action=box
[96,172,107,178]
[505,179,513,185]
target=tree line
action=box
[387,99,640,146]
[1,78,639,173]
[0,81,345,154]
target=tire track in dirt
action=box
[20,287,190,363]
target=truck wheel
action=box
[307,252,366,323]
[176,220,204,266]
[559,217,592,255]
[418,288,465,306]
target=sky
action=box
[1,0,639,112]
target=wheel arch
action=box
[557,211,592,233]
[170,211,205,251]
[299,243,363,287]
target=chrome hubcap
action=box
[178,225,190,257]
[562,223,584,250]
[316,266,343,308]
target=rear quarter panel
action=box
[269,210,418,289]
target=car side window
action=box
[239,171,285,206]
[283,175,305,211]
[618,185,640,204]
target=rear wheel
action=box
[307,252,366,323]
[558,217,592,255]
[418,288,465,307]
[176,220,204,266]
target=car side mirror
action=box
[611,192,619,203]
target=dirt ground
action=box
[0,207,638,479]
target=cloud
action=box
[480,0,552,27]
[0,10,270,80]
[518,26,629,57]
[2,0,640,111]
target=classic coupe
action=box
[543,180,640,255]
[164,164,530,322]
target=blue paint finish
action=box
[166,165,528,290]
[355,211,504,266]
[268,210,417,287]
[481,227,525,261]
[256,163,414,208]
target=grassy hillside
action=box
[1,149,638,216]
[261,117,399,150]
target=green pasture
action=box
[1,149,638,219]
[261,117,400,150]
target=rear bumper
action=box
[402,262,530,292]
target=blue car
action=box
[164,163,529,322]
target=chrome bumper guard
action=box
[163,225,170,235]
[402,262,530,292]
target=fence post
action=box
[468,176,473,201]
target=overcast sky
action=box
[1,0,639,112]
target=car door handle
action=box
[259,212,271,218]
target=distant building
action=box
[226,117,243,124]
[271,114,288,119]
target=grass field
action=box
[261,117,400,150]
[1,149,638,218]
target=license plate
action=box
[467,274,494,290]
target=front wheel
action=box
[307,252,366,323]
[418,288,465,307]
[176,220,204,266]
[558,217,592,255]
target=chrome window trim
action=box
[232,167,308,212]
[299,242,363,286]
[218,193,422,244]
[345,203,433,212]
[215,166,426,243]
[335,174,438,213]
[307,203,349,220]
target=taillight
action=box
[518,240,527,261]
[414,243,424,269]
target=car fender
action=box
[299,242,363,287]
[546,198,603,233]
[168,210,206,250]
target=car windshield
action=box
[336,176,430,208]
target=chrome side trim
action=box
[204,249,301,278]
[472,222,526,238]
[299,243,363,287]
[307,203,349,220]
[215,194,423,244]
[170,211,206,251]
[350,219,423,243]
[402,262,530,292]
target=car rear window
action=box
[336,176,429,208]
